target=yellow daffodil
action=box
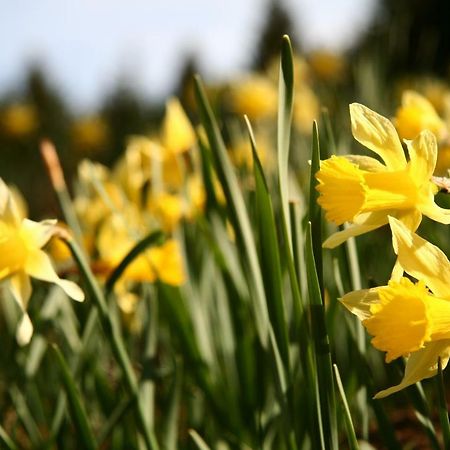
[229,74,278,120]
[0,181,84,345]
[161,97,196,154]
[341,217,450,398]
[395,90,447,141]
[0,103,37,137]
[316,103,450,248]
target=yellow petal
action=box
[420,201,450,225]
[343,155,387,172]
[161,98,196,154]
[405,130,437,182]
[374,340,450,398]
[9,271,31,310]
[21,219,57,249]
[25,249,85,301]
[322,213,388,248]
[340,287,380,321]
[396,209,422,232]
[16,313,33,346]
[389,216,450,298]
[350,103,406,170]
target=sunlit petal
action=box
[405,130,437,182]
[350,103,406,170]
[25,249,85,301]
[374,340,450,398]
[16,313,33,346]
[340,287,380,321]
[9,271,31,310]
[389,216,450,298]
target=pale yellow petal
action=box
[21,219,57,249]
[389,216,450,298]
[323,213,388,248]
[343,155,387,172]
[420,201,450,225]
[403,90,437,113]
[396,209,422,232]
[390,259,404,282]
[16,313,33,346]
[374,340,450,398]
[340,287,380,321]
[405,130,437,181]
[25,249,85,301]
[9,271,32,310]
[350,103,406,170]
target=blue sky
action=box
[1,0,377,111]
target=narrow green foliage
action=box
[277,34,295,252]
[64,237,159,450]
[246,116,290,369]
[436,357,450,449]
[0,425,18,450]
[309,122,323,294]
[305,223,338,450]
[194,75,270,348]
[333,364,359,450]
[189,430,211,450]
[50,344,97,450]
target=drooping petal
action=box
[21,219,57,249]
[9,271,32,310]
[16,313,33,346]
[405,130,437,182]
[420,201,450,225]
[340,287,380,321]
[350,103,406,170]
[25,249,85,302]
[374,340,450,398]
[322,212,388,248]
[389,216,450,298]
[396,209,422,232]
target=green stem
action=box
[64,236,159,450]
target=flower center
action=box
[363,277,450,362]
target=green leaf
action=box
[0,425,18,450]
[247,116,290,369]
[277,35,295,252]
[194,75,270,349]
[188,429,211,450]
[333,364,359,450]
[309,122,323,294]
[50,344,97,450]
[305,223,338,450]
[436,357,450,449]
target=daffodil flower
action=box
[316,103,450,248]
[0,181,84,345]
[341,216,450,398]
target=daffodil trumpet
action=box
[341,216,450,398]
[316,103,450,248]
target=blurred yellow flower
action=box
[71,115,109,153]
[97,213,185,286]
[342,217,450,398]
[293,86,319,134]
[229,74,278,120]
[0,181,84,345]
[161,97,196,154]
[317,103,450,248]
[308,50,345,82]
[148,191,185,232]
[395,90,447,140]
[0,103,37,137]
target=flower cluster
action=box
[316,100,450,397]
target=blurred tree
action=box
[100,83,162,166]
[252,0,301,71]
[353,0,450,78]
[173,54,200,114]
